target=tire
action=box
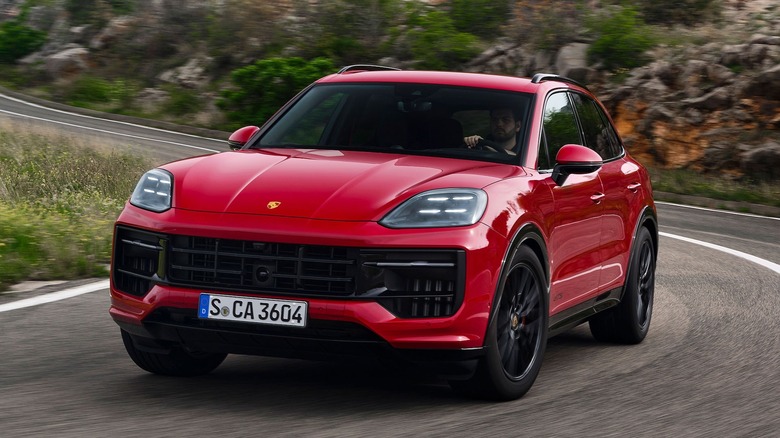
[450,245,548,401]
[121,330,227,377]
[589,226,656,344]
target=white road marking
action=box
[0,279,109,313]
[0,92,224,144]
[656,201,780,220]
[660,232,780,274]
[0,108,220,153]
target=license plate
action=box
[198,294,307,328]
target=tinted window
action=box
[571,93,622,160]
[595,103,623,159]
[258,84,532,164]
[262,89,347,146]
[539,92,581,169]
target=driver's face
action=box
[490,109,520,142]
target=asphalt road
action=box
[1,94,779,437]
[0,91,224,164]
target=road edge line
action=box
[660,232,780,274]
[656,201,780,220]
[0,279,109,313]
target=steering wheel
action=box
[475,138,512,154]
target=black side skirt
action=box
[548,286,623,337]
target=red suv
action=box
[110,66,657,400]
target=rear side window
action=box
[539,92,581,170]
[570,93,622,160]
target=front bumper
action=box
[110,206,509,365]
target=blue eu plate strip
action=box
[198,294,211,319]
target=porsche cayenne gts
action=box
[110,66,658,400]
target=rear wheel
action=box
[121,330,226,376]
[590,226,656,344]
[450,245,548,400]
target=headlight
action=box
[380,189,487,228]
[130,169,173,212]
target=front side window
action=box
[539,92,581,170]
[570,93,623,160]
[255,83,532,164]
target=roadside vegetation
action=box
[650,168,780,209]
[0,122,151,291]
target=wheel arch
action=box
[634,205,659,259]
[484,222,550,344]
[621,205,658,301]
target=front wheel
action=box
[121,330,227,377]
[589,226,656,344]
[450,245,548,400]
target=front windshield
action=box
[256,83,532,163]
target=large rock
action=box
[702,141,741,171]
[637,77,669,101]
[649,60,681,87]
[44,46,91,79]
[555,43,593,83]
[681,60,709,98]
[740,141,780,180]
[743,64,780,99]
[750,34,780,45]
[90,16,137,50]
[133,88,170,114]
[683,87,732,111]
[158,56,212,89]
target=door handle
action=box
[627,183,641,193]
[590,193,605,204]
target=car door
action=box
[570,92,639,292]
[539,91,606,315]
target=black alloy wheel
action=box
[634,236,655,329]
[589,226,656,344]
[497,259,544,380]
[450,245,548,400]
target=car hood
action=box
[164,149,522,221]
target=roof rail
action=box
[531,73,588,90]
[338,64,401,74]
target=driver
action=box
[464,108,522,154]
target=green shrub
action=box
[587,6,656,71]
[0,20,46,64]
[63,76,137,109]
[450,0,511,39]
[65,76,113,106]
[638,0,721,26]
[219,57,336,129]
[404,7,480,70]
[65,0,136,25]
[162,87,202,116]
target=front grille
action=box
[167,236,358,295]
[112,226,465,318]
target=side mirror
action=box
[228,126,260,150]
[551,144,602,186]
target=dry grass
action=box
[0,121,151,290]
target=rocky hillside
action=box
[2,0,779,180]
[465,1,780,180]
